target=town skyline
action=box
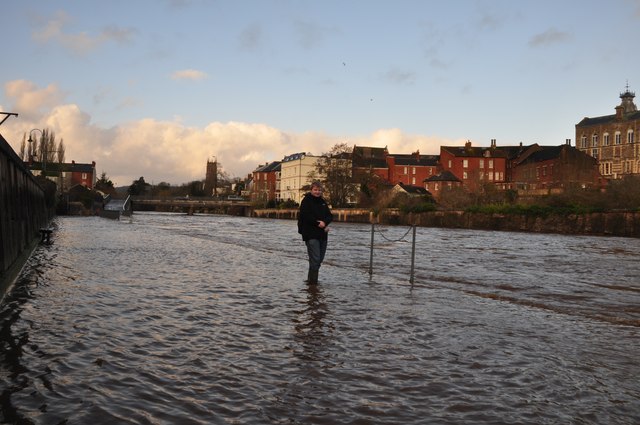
[2,0,639,186]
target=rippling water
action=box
[1,212,639,424]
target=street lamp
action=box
[27,128,45,175]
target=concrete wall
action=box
[0,133,48,300]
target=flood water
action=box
[1,212,639,424]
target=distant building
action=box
[27,160,96,192]
[204,158,218,197]
[424,171,462,199]
[512,142,602,193]
[575,85,640,179]
[250,161,281,203]
[351,145,389,183]
[387,151,439,186]
[279,152,321,204]
[440,140,507,191]
[392,182,431,197]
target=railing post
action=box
[409,225,416,285]
[368,222,374,280]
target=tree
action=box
[57,138,66,164]
[314,142,357,207]
[128,176,150,196]
[95,172,116,195]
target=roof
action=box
[27,161,95,173]
[391,153,439,166]
[522,146,564,163]
[576,111,640,127]
[253,161,281,173]
[352,145,388,168]
[282,152,308,162]
[394,183,430,195]
[425,170,461,182]
[441,145,508,158]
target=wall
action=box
[0,133,49,300]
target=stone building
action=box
[575,86,640,179]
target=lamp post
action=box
[27,128,45,176]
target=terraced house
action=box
[575,85,640,179]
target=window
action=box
[412,167,416,175]
[448,160,452,168]
[628,130,635,144]
[462,159,468,168]
[463,171,468,179]
[615,132,621,145]
[592,134,598,147]
[411,177,416,185]
[603,133,610,146]
[591,148,598,158]
[542,165,547,177]
[82,173,87,180]
[581,135,587,148]
[489,160,494,169]
[479,159,484,169]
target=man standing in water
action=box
[298,181,333,284]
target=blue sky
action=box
[1,0,639,186]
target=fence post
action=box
[409,225,416,284]
[368,222,374,280]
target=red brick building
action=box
[424,171,462,200]
[512,143,601,191]
[386,151,439,186]
[250,161,281,203]
[440,140,507,191]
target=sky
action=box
[1,0,639,187]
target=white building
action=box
[279,152,321,204]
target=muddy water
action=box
[1,213,638,424]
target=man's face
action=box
[311,186,323,197]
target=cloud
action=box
[31,10,136,56]
[4,80,66,115]
[170,69,209,81]
[528,28,571,47]
[293,20,338,49]
[3,80,458,187]
[238,23,263,50]
[382,68,417,85]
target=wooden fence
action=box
[0,133,49,300]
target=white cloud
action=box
[3,80,458,187]
[171,69,209,81]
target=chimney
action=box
[490,139,496,148]
[615,105,624,120]
[565,139,571,146]
[413,150,420,160]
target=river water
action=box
[1,212,639,424]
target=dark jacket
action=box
[298,192,333,241]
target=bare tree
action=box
[314,142,356,207]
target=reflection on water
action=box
[1,212,639,424]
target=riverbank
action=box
[252,208,640,238]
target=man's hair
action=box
[311,180,323,189]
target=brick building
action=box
[386,151,439,186]
[512,142,601,192]
[439,140,507,191]
[575,86,640,179]
[250,161,280,203]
